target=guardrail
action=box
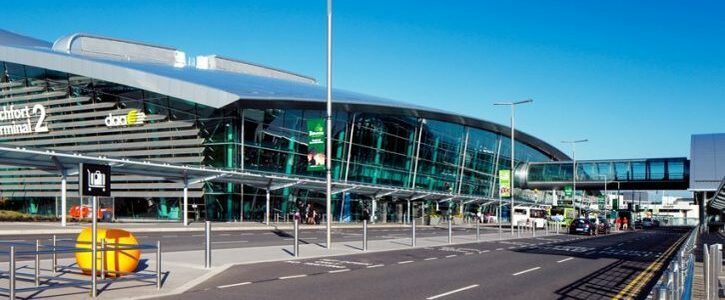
[0,236,162,299]
[649,227,698,300]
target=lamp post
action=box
[494,99,533,235]
[325,0,333,249]
[598,174,607,216]
[561,139,588,216]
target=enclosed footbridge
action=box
[516,157,690,191]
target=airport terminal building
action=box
[0,29,569,222]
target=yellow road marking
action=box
[612,233,689,299]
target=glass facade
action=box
[0,61,556,222]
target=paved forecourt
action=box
[162,227,690,300]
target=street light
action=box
[325,0,333,249]
[561,139,588,216]
[494,99,533,236]
[598,174,607,216]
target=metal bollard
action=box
[411,218,416,247]
[205,221,211,269]
[476,221,480,241]
[448,217,452,244]
[517,225,521,238]
[9,246,15,300]
[100,239,106,280]
[704,244,710,299]
[668,267,676,300]
[156,240,162,289]
[363,219,368,251]
[533,225,536,237]
[293,219,299,257]
[35,239,40,286]
[52,235,57,276]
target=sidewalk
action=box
[0,227,549,299]
[0,221,512,235]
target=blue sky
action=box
[5,0,724,160]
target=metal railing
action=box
[0,236,163,299]
[649,227,698,300]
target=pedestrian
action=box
[615,217,621,231]
[622,217,629,230]
[593,217,600,236]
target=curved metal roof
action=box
[0,29,569,161]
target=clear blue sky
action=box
[5,1,724,160]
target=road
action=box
[0,225,497,261]
[162,227,690,300]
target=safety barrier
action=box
[0,236,162,299]
[649,227,698,300]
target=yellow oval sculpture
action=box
[75,227,141,277]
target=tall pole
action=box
[562,139,587,216]
[510,105,515,235]
[494,99,532,236]
[325,0,333,249]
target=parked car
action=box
[593,217,611,234]
[569,218,593,235]
[642,217,659,228]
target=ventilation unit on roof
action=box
[195,55,316,84]
[52,33,186,68]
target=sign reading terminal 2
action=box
[105,109,146,127]
[0,104,49,137]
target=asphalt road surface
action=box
[162,227,690,300]
[0,225,496,262]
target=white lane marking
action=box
[367,264,384,268]
[557,257,574,263]
[212,241,248,244]
[512,267,541,276]
[481,250,490,253]
[398,260,414,264]
[240,233,254,236]
[220,234,231,236]
[328,269,350,273]
[301,237,318,240]
[445,255,457,258]
[218,281,252,289]
[279,274,308,280]
[424,257,438,261]
[426,284,479,300]
[496,248,504,251]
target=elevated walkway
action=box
[517,157,689,190]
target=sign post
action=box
[79,163,111,298]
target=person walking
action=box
[622,216,629,230]
[615,217,621,231]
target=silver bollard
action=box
[363,219,368,251]
[9,246,15,300]
[411,218,416,247]
[52,235,57,276]
[704,244,710,299]
[533,224,536,237]
[100,239,106,280]
[517,224,521,238]
[35,239,40,286]
[205,221,211,269]
[294,219,299,257]
[476,221,480,241]
[448,216,452,244]
[156,240,162,289]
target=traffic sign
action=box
[564,185,573,197]
[79,163,111,197]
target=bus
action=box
[512,206,547,229]
[550,205,577,227]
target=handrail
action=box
[649,227,698,299]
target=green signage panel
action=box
[307,118,326,171]
[498,169,511,198]
[564,185,573,197]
